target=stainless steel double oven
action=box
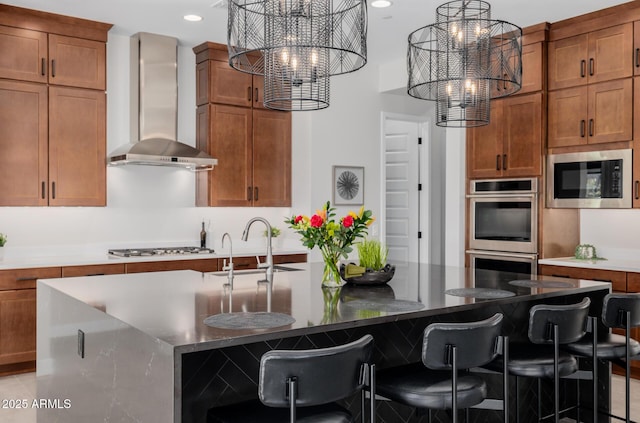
[467,178,538,278]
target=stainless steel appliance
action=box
[547,148,632,208]
[108,247,214,257]
[467,250,537,280]
[468,178,538,254]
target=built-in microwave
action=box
[547,149,632,208]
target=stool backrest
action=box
[258,334,374,408]
[422,313,503,370]
[602,293,640,329]
[528,297,590,344]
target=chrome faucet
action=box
[241,217,273,284]
[221,233,234,289]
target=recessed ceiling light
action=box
[183,14,203,22]
[371,0,392,8]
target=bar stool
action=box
[485,297,591,423]
[207,334,375,423]
[564,293,640,423]
[376,313,507,423]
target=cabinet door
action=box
[0,267,61,291]
[0,26,47,83]
[466,100,503,179]
[547,86,588,148]
[634,77,640,208]
[195,61,210,106]
[0,80,48,206]
[587,78,632,145]
[0,289,36,366]
[628,272,640,292]
[48,35,106,90]
[548,34,588,90]
[252,109,292,206]
[588,23,633,84]
[209,60,252,107]
[502,93,542,177]
[209,105,253,206]
[49,86,106,206]
[519,42,544,94]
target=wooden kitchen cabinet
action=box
[62,263,126,277]
[194,41,292,207]
[0,266,60,375]
[547,78,632,148]
[518,42,544,95]
[548,23,633,90]
[217,253,307,271]
[126,259,219,274]
[633,77,640,208]
[0,6,110,207]
[467,93,542,179]
[538,264,626,291]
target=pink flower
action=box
[342,215,354,228]
[310,214,324,228]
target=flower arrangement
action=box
[287,201,374,285]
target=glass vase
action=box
[321,250,342,288]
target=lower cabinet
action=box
[539,264,640,378]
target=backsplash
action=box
[580,209,640,260]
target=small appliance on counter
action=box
[108,247,214,257]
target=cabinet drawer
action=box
[218,256,258,271]
[539,264,626,291]
[273,254,307,264]
[627,272,640,292]
[0,267,61,290]
[62,263,125,277]
[126,259,218,274]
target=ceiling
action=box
[3,0,631,64]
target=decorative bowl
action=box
[339,263,395,286]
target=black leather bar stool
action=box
[485,297,591,423]
[564,293,640,423]
[207,334,375,423]
[376,313,507,423]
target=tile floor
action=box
[0,371,637,422]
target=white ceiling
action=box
[3,0,632,64]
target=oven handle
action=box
[466,193,537,199]
[466,250,538,260]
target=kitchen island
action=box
[37,262,610,423]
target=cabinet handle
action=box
[41,58,46,76]
[503,74,507,90]
[580,120,586,137]
[580,60,586,78]
[551,274,569,278]
[41,181,46,199]
[496,155,501,171]
[636,48,640,68]
[52,182,56,199]
[17,277,37,282]
[255,88,259,103]
[254,187,259,201]
[589,58,594,76]
[51,59,56,77]
[635,180,639,200]
[247,87,252,101]
[502,154,507,171]
[247,186,252,201]
[589,119,594,137]
[496,80,501,92]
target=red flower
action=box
[342,215,354,228]
[294,215,303,224]
[310,214,324,228]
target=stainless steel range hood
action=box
[108,33,217,170]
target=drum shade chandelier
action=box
[407,0,522,127]
[228,0,367,111]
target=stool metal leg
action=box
[452,345,459,423]
[592,318,598,423]
[516,376,520,423]
[553,324,560,423]
[625,311,631,423]
[288,377,297,423]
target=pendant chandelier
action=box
[228,0,367,111]
[407,0,522,127]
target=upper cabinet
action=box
[0,5,110,207]
[193,42,291,207]
[548,23,633,90]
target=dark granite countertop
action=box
[37,262,610,353]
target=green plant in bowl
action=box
[0,233,6,247]
[263,226,281,238]
[357,238,388,271]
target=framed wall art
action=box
[333,166,364,205]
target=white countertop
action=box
[538,257,640,273]
[0,246,308,270]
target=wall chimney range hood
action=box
[108,33,217,170]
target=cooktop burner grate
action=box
[108,247,214,257]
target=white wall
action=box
[580,210,640,260]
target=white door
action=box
[383,118,423,264]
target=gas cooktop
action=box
[108,247,214,257]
